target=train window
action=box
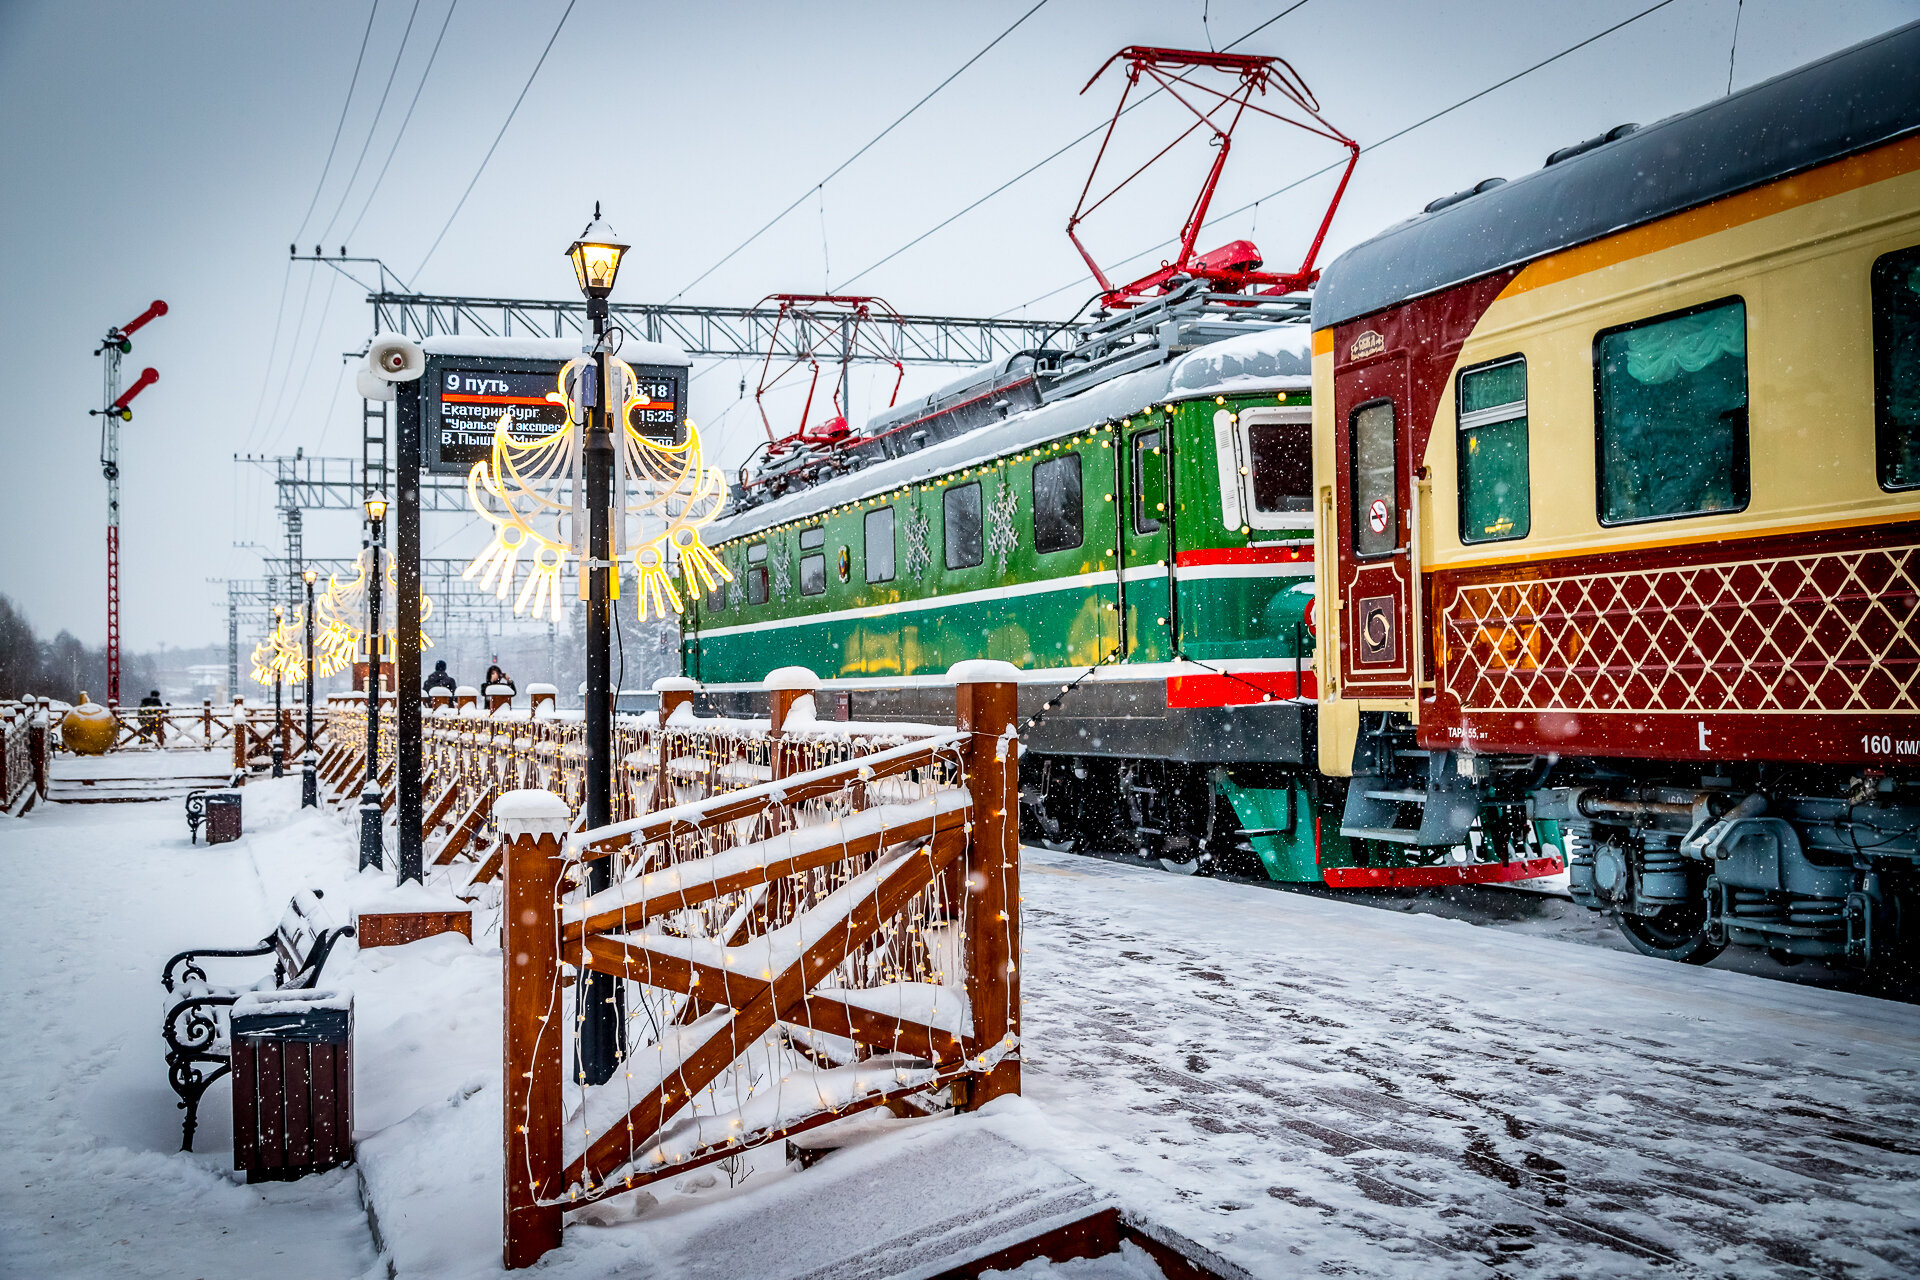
[1456,357,1530,543]
[1873,245,1920,491]
[944,482,984,570]
[746,543,768,605]
[1032,454,1083,553]
[864,507,896,582]
[1350,399,1399,557]
[800,527,825,550]
[800,553,826,595]
[1245,411,1312,518]
[706,581,724,614]
[1132,430,1165,534]
[1596,298,1749,525]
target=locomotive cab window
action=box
[1349,399,1400,557]
[1596,297,1749,525]
[1456,357,1530,543]
[1132,430,1165,535]
[799,552,826,596]
[1032,453,1083,553]
[705,581,725,614]
[944,482,984,570]
[864,506,896,582]
[799,528,825,550]
[1873,244,1920,490]
[1230,406,1312,528]
[746,543,769,605]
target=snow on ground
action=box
[1016,848,1920,1278]
[0,778,380,1280]
[3,773,1917,1279]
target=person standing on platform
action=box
[422,660,457,697]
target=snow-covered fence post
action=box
[766,667,817,825]
[231,697,249,785]
[201,697,214,751]
[952,660,1021,1106]
[30,700,48,801]
[500,788,570,1270]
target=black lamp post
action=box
[301,568,318,808]
[569,204,628,1086]
[270,604,286,778]
[359,497,388,870]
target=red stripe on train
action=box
[1165,669,1316,708]
[1320,854,1564,889]
[1174,544,1314,568]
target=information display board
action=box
[419,352,688,474]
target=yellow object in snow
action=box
[61,693,117,755]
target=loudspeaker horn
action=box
[356,367,396,402]
[367,332,425,383]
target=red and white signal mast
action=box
[91,299,166,707]
[1068,47,1359,309]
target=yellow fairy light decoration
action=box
[314,548,433,668]
[463,355,732,621]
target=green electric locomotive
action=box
[682,288,1559,888]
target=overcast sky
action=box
[2,0,1915,652]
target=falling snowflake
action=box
[902,505,933,578]
[768,539,793,601]
[987,475,1021,572]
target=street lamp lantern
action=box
[566,203,628,301]
[365,496,388,523]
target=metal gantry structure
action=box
[290,253,1069,366]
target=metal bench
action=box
[160,889,355,1151]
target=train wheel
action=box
[1617,900,1727,965]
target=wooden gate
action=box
[498,667,1021,1268]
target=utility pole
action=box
[360,501,387,870]
[394,365,425,883]
[92,300,166,706]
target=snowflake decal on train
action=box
[768,539,793,601]
[902,506,933,578]
[987,475,1021,572]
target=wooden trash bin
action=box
[186,790,243,845]
[231,988,352,1182]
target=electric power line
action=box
[293,0,381,243]
[320,0,425,243]
[346,0,460,242]
[1000,0,1683,315]
[667,0,1055,303]
[830,0,1314,293]
[412,0,579,280]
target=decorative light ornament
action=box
[463,356,732,621]
[315,548,433,664]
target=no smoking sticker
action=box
[1367,497,1390,535]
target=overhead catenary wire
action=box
[666,0,1055,304]
[412,0,579,280]
[293,0,382,244]
[999,0,1684,316]
[831,0,1315,293]
[346,0,461,242]
[320,0,426,243]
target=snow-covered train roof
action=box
[1311,18,1920,331]
[708,327,1309,545]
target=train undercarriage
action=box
[1347,714,1919,973]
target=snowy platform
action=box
[2,780,1915,1278]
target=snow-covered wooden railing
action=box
[498,663,1022,1269]
[314,672,957,903]
[0,700,48,815]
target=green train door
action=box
[1123,423,1173,662]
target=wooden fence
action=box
[498,666,1021,1268]
[1,700,48,815]
[310,665,1023,1269]
[30,696,320,783]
